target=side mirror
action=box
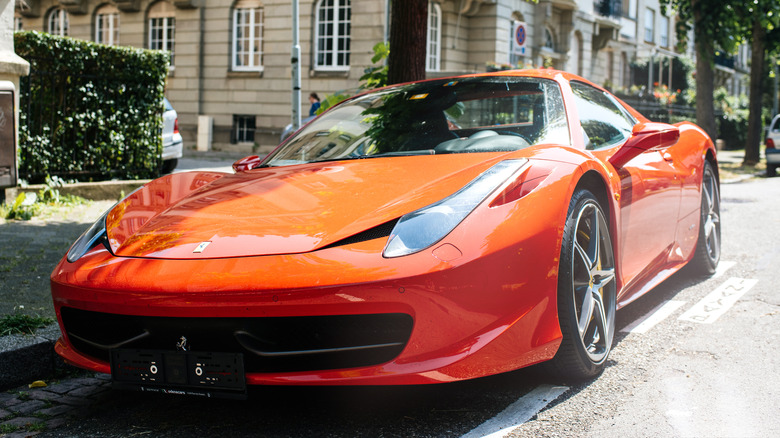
[609,122,679,169]
[232,155,262,172]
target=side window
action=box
[570,81,634,150]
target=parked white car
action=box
[162,98,183,173]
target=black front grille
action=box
[60,307,413,373]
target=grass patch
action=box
[0,313,54,336]
[717,149,766,181]
[0,424,19,433]
[27,422,47,432]
[719,160,765,180]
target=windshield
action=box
[265,77,570,167]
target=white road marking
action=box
[461,384,568,438]
[678,277,758,324]
[712,260,736,279]
[621,300,687,334]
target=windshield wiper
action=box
[357,150,436,159]
[267,150,437,167]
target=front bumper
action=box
[52,232,563,386]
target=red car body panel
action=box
[50,70,717,386]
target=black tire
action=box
[689,161,721,275]
[767,164,777,177]
[162,158,178,174]
[547,188,616,381]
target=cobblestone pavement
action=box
[0,373,108,437]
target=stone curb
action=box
[0,324,65,392]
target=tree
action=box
[738,0,780,165]
[661,0,742,142]
[387,0,428,85]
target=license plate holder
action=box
[110,349,246,399]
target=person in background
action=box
[309,92,321,117]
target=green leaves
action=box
[359,42,389,90]
[14,31,169,183]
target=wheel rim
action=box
[701,166,721,264]
[570,202,616,364]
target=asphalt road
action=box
[4,167,778,437]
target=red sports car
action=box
[51,70,720,398]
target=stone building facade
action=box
[13,0,718,155]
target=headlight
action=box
[383,159,528,258]
[66,186,145,263]
[66,208,111,263]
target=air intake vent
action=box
[322,219,399,249]
[60,307,414,373]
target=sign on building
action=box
[512,21,527,56]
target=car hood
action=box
[105,154,514,259]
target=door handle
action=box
[663,152,674,162]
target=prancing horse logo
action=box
[176,336,188,351]
[193,241,211,253]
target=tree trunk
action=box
[692,0,717,142]
[744,16,766,165]
[387,0,428,85]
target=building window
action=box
[644,8,654,43]
[232,115,256,143]
[14,14,23,31]
[96,5,120,46]
[47,8,69,36]
[314,0,351,70]
[232,1,264,71]
[426,2,441,72]
[622,0,637,19]
[544,28,555,51]
[149,1,176,66]
[660,15,670,47]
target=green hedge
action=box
[14,31,170,183]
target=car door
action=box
[569,81,682,292]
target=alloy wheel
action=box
[570,201,616,364]
[701,166,721,265]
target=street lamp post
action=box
[291,0,302,131]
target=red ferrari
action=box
[51,70,720,398]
